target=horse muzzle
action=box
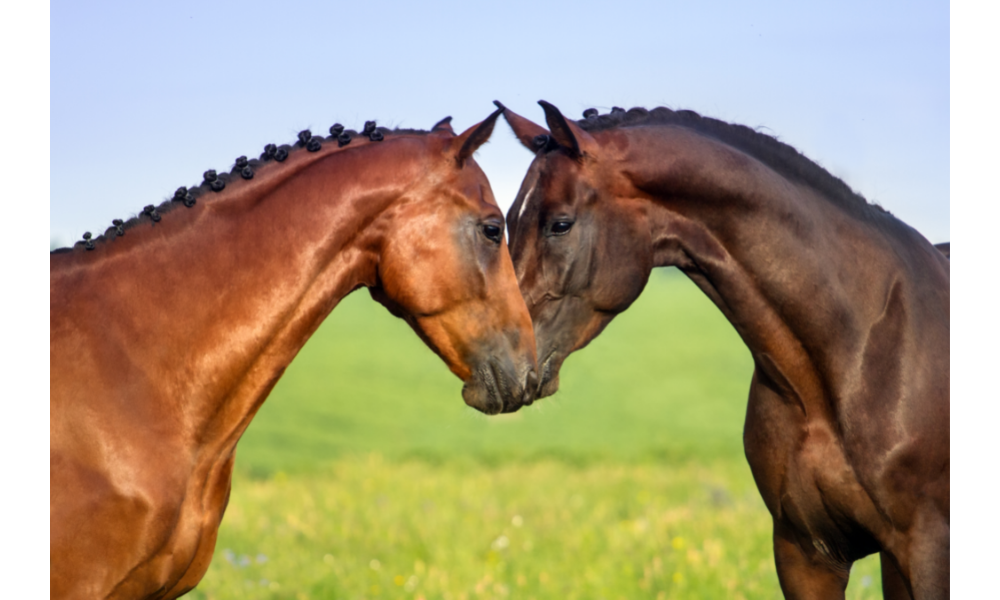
[462,358,538,415]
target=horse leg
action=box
[903,508,950,600]
[773,526,850,600]
[880,550,914,600]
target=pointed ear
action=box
[495,100,551,152]
[538,100,598,159]
[431,116,454,134]
[452,107,503,168]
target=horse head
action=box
[368,108,540,413]
[498,101,654,399]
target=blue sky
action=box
[50,0,949,246]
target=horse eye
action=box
[482,224,502,243]
[550,221,574,236]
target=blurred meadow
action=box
[188,269,883,599]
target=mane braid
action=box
[51,126,432,254]
[577,107,894,222]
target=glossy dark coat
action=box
[50,111,537,599]
[499,101,949,599]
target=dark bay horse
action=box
[50,109,538,599]
[497,101,949,599]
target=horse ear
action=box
[431,116,454,134]
[452,106,503,168]
[538,100,597,159]
[494,100,550,152]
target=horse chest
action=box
[142,454,237,598]
[89,455,235,600]
[744,381,883,562]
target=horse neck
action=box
[624,127,934,406]
[52,141,421,450]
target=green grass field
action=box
[188,268,883,599]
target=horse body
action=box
[499,102,948,598]
[51,114,538,599]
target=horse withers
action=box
[50,109,537,599]
[497,101,949,599]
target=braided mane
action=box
[576,106,892,221]
[52,124,433,254]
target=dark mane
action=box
[576,107,891,221]
[51,125,431,254]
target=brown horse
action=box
[498,101,949,599]
[50,109,538,599]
